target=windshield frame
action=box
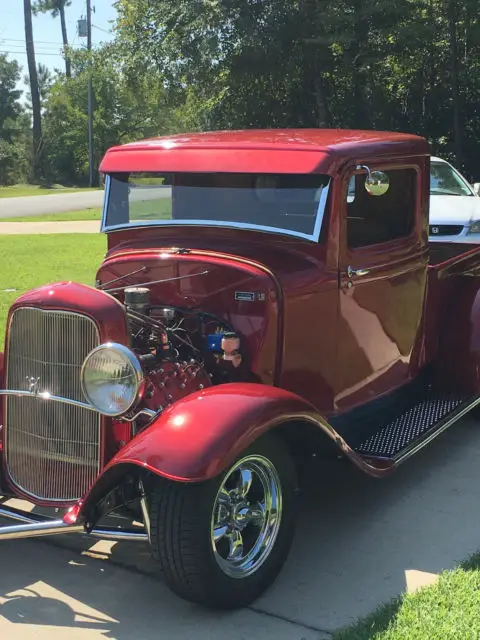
[100,173,331,242]
[430,160,475,197]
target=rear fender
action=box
[436,278,480,393]
[74,383,391,521]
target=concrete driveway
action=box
[1,415,479,638]
[0,191,104,219]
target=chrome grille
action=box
[4,307,101,502]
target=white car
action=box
[429,156,480,243]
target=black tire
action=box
[148,432,298,609]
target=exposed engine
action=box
[121,286,253,413]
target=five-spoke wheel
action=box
[211,455,282,578]
[148,433,297,608]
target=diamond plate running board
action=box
[355,390,479,465]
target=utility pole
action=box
[87,0,94,187]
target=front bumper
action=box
[429,228,480,244]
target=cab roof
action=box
[99,129,430,175]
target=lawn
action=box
[0,184,100,198]
[0,234,106,347]
[334,553,480,639]
[0,208,103,222]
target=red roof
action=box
[99,129,429,175]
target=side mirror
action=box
[356,165,390,196]
[473,183,480,196]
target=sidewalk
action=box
[0,221,100,234]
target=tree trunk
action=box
[351,0,371,128]
[447,0,463,166]
[59,3,71,78]
[23,0,42,180]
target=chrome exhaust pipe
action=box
[0,505,149,542]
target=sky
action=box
[2,1,117,95]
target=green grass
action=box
[0,234,106,347]
[0,184,100,198]
[0,208,103,222]
[334,553,480,640]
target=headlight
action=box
[467,221,480,235]
[81,342,144,416]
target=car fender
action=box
[74,382,390,521]
[436,277,480,393]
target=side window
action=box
[346,168,417,249]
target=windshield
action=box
[430,162,473,196]
[103,172,330,240]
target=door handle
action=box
[347,265,370,278]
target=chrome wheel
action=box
[210,454,282,579]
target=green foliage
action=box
[40,43,188,185]
[113,0,480,178]
[0,55,29,185]
[7,0,480,186]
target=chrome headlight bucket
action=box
[81,342,144,416]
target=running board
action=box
[354,390,480,466]
[0,504,149,542]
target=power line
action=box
[0,37,81,48]
[0,50,70,58]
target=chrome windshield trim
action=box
[0,389,97,412]
[100,177,331,243]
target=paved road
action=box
[1,415,480,638]
[0,186,171,220]
[0,191,104,219]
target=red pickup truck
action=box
[1,129,479,609]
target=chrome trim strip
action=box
[101,178,331,243]
[0,389,98,411]
[100,173,111,233]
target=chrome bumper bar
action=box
[0,388,97,411]
[0,504,149,542]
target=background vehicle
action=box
[429,156,480,242]
[2,130,480,609]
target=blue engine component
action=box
[207,333,224,352]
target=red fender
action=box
[102,383,325,483]
[68,382,395,526]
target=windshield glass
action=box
[430,162,473,196]
[103,172,330,240]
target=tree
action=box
[0,55,29,185]
[40,44,183,184]
[23,0,42,180]
[24,63,53,114]
[33,0,72,78]
[112,0,480,175]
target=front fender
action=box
[69,383,395,523]
[105,383,324,483]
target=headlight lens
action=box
[467,221,480,235]
[81,342,144,416]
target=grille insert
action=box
[4,307,101,502]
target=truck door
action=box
[335,163,429,412]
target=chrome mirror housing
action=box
[356,165,390,197]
